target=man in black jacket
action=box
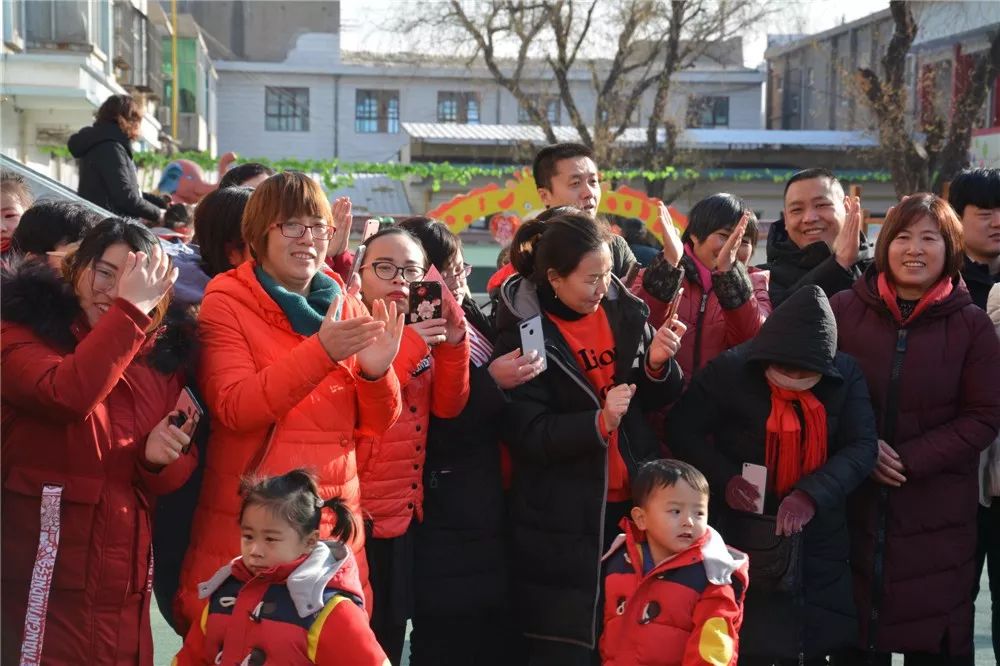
[948,166,1000,664]
[949,167,1000,310]
[761,168,873,306]
[68,94,164,224]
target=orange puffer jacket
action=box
[357,327,470,539]
[173,262,402,633]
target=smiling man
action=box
[762,168,873,306]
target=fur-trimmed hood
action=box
[1,255,198,375]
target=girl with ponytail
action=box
[174,469,388,665]
[493,210,687,663]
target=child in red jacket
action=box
[173,470,388,666]
[601,460,748,666]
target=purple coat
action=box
[830,270,1000,656]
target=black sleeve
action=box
[610,235,638,280]
[794,359,879,508]
[95,142,163,222]
[769,255,860,308]
[665,359,741,493]
[500,375,608,466]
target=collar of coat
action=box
[0,254,197,375]
[603,519,748,587]
[498,273,651,385]
[197,541,359,618]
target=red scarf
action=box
[876,272,953,326]
[765,382,828,497]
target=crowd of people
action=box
[1,93,999,666]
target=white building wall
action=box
[216,70,336,160]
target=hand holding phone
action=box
[169,387,204,452]
[664,266,686,324]
[518,315,547,373]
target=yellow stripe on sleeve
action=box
[698,616,735,665]
[306,594,350,662]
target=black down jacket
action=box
[667,285,878,660]
[68,121,162,222]
[493,274,683,649]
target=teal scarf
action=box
[254,264,342,336]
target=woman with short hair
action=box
[831,194,1000,664]
[173,172,405,633]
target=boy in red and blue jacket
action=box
[601,459,748,666]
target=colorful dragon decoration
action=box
[427,167,687,243]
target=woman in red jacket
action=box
[174,172,405,633]
[353,224,470,663]
[830,194,1000,664]
[634,193,770,385]
[1,218,197,665]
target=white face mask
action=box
[765,365,822,391]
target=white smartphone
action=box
[347,244,366,286]
[742,463,767,514]
[362,218,380,242]
[518,315,547,373]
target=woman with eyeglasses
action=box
[398,217,543,666]
[174,172,406,633]
[1,218,196,664]
[352,225,471,664]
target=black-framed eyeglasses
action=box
[363,261,426,283]
[270,221,336,241]
[444,263,473,279]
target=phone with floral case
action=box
[408,281,442,323]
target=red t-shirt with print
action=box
[549,308,631,502]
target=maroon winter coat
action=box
[830,270,1000,656]
[1,259,197,665]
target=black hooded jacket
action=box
[68,122,162,222]
[761,216,873,307]
[492,274,683,648]
[667,285,878,659]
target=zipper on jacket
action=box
[868,328,908,653]
[692,292,710,371]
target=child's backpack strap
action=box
[305,592,362,662]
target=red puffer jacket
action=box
[357,327,470,539]
[1,259,197,666]
[600,519,748,666]
[174,542,388,666]
[174,262,402,632]
[634,253,770,383]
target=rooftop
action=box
[402,123,879,150]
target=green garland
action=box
[43,146,893,191]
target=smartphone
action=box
[742,463,767,515]
[347,244,366,289]
[665,286,685,323]
[170,387,204,452]
[362,218,380,242]
[408,281,443,323]
[518,315,547,373]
